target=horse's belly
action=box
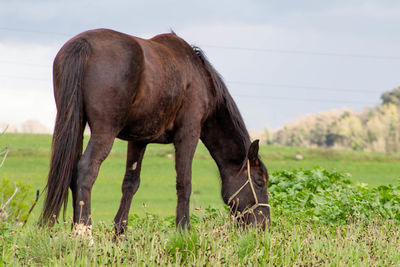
[117,102,180,143]
[117,118,173,143]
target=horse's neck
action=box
[200,112,250,181]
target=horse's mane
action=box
[193,46,251,148]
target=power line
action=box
[0,60,385,95]
[0,75,378,105]
[1,27,400,60]
[0,60,50,68]
[0,27,388,105]
[0,74,50,82]
[202,44,400,60]
[233,94,377,105]
[0,27,70,37]
[0,74,382,95]
[227,81,380,94]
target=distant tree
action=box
[264,128,272,145]
[20,120,49,134]
[381,86,400,106]
[269,88,400,152]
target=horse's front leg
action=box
[113,141,147,236]
[173,129,200,230]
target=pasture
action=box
[1,133,399,221]
[1,133,400,265]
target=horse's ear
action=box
[247,140,259,164]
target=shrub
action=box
[269,167,400,225]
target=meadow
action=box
[1,133,400,265]
[2,133,399,221]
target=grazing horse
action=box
[40,29,270,233]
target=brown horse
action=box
[40,28,270,233]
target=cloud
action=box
[1,0,400,130]
[0,42,57,130]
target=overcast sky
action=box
[1,0,400,132]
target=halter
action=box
[227,160,270,215]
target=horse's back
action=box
[59,29,211,142]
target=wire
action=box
[1,27,400,60]
[0,74,382,96]
[0,60,50,68]
[0,75,378,105]
[0,27,388,106]
[228,81,380,94]
[0,27,70,37]
[202,44,400,60]
[233,94,377,105]
[0,74,49,82]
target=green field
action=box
[1,133,399,223]
[1,133,400,265]
[2,211,400,266]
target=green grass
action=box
[1,133,399,223]
[1,133,400,265]
[1,212,399,266]
[260,145,400,186]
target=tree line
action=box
[266,87,400,152]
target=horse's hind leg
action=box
[113,141,146,235]
[71,133,115,226]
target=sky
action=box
[1,0,400,132]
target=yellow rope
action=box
[227,160,270,215]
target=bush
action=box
[269,167,400,225]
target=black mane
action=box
[193,46,251,150]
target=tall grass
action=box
[1,133,400,265]
[1,167,399,265]
[1,211,399,266]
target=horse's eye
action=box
[254,176,264,187]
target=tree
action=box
[381,86,400,106]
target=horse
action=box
[39,28,270,234]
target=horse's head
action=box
[225,140,270,229]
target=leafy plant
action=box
[269,167,400,225]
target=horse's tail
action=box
[40,38,91,226]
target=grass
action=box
[1,133,399,222]
[1,133,400,265]
[260,145,400,186]
[1,212,399,266]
